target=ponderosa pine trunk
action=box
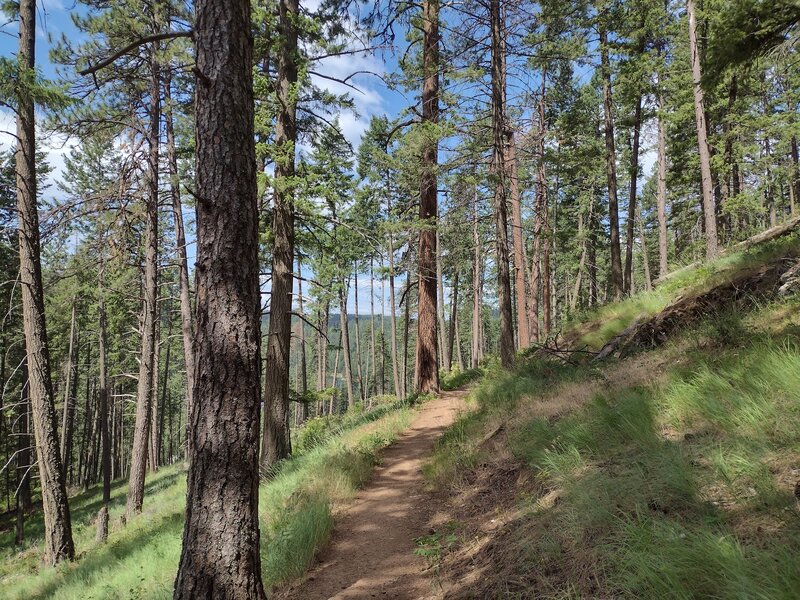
[174,0,266,594]
[127,52,160,518]
[508,130,529,348]
[15,368,31,546]
[387,211,401,397]
[339,283,355,407]
[447,271,459,372]
[415,0,440,394]
[471,187,482,368]
[60,300,78,479]
[624,92,643,294]
[791,136,799,214]
[686,0,719,260]
[656,101,669,278]
[96,265,111,543]
[261,0,299,469]
[164,72,195,441]
[599,27,624,299]
[490,0,515,368]
[353,264,366,400]
[15,0,75,564]
[297,257,308,422]
[436,230,449,372]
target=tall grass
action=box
[0,403,412,599]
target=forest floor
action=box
[277,389,469,600]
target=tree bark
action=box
[656,102,669,278]
[174,0,266,595]
[447,271,459,373]
[60,300,78,479]
[262,0,299,469]
[415,0,440,394]
[686,0,719,260]
[791,136,799,215]
[15,0,74,564]
[508,130,529,348]
[15,368,31,546]
[97,265,111,542]
[127,51,160,518]
[387,215,401,397]
[353,263,365,400]
[436,230,449,371]
[339,284,355,407]
[624,92,643,294]
[599,27,624,299]
[164,71,195,442]
[471,187,482,368]
[490,0,515,368]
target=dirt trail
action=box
[279,390,469,600]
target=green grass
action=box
[0,402,413,599]
[427,298,800,598]
[565,232,800,351]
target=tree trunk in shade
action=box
[174,0,266,595]
[15,0,74,565]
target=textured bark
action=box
[149,317,160,472]
[15,0,74,564]
[297,258,308,422]
[686,0,719,260]
[600,27,624,299]
[164,72,195,437]
[127,53,160,518]
[791,136,799,215]
[415,0,440,394]
[262,0,298,469]
[97,265,111,542]
[436,230,449,371]
[624,93,643,294]
[369,259,377,397]
[656,106,669,279]
[174,0,266,595]
[491,0,515,368]
[353,264,365,400]
[508,131,529,348]
[529,72,547,342]
[15,370,31,546]
[60,301,78,480]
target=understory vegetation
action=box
[0,400,412,599]
[424,248,800,599]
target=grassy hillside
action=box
[0,398,412,599]
[423,236,800,599]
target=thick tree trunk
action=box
[15,0,74,564]
[508,130,529,348]
[261,0,299,469]
[174,0,266,595]
[60,300,78,480]
[687,0,719,260]
[164,72,195,440]
[415,0,440,394]
[599,27,624,299]
[624,93,643,294]
[490,0,515,368]
[127,53,160,518]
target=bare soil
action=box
[277,390,469,600]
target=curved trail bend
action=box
[279,390,468,600]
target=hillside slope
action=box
[423,234,800,599]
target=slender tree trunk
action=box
[60,300,78,478]
[369,258,377,397]
[687,0,719,260]
[446,271,460,372]
[599,27,624,299]
[624,92,643,294]
[174,0,266,594]
[149,317,160,473]
[15,0,74,564]
[297,256,308,422]
[164,71,195,440]
[339,284,355,407]
[387,226,401,397]
[415,0,440,394]
[588,190,599,307]
[490,0,515,368]
[261,0,299,469]
[15,368,31,546]
[529,72,547,342]
[436,230,449,371]
[353,263,365,401]
[508,130,529,348]
[791,136,799,215]
[656,104,669,278]
[97,266,111,542]
[471,188,482,368]
[127,50,161,517]
[402,275,411,397]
